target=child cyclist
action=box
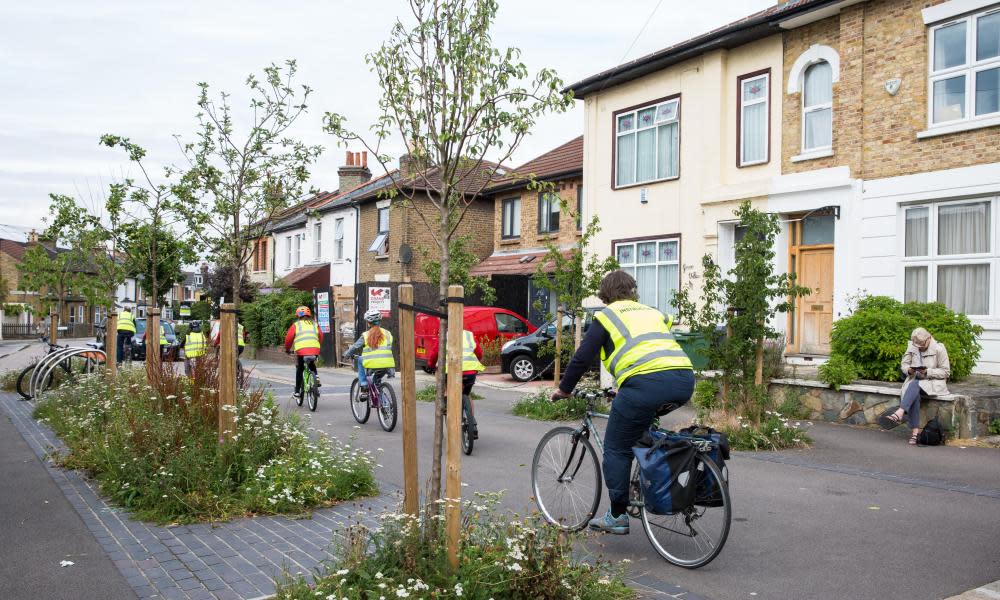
[444,329,485,440]
[343,309,395,397]
[284,306,323,401]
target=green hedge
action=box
[830,296,982,381]
[241,287,314,348]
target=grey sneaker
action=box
[588,509,629,535]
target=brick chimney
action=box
[27,229,39,243]
[337,151,372,193]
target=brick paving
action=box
[1,391,397,600]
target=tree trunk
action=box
[430,228,449,507]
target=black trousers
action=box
[294,355,318,394]
[116,331,132,364]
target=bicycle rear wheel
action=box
[16,364,42,400]
[461,400,474,456]
[377,383,397,432]
[636,454,731,569]
[531,426,601,531]
[349,379,370,423]
[307,382,319,412]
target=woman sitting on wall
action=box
[886,327,950,445]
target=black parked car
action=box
[130,318,180,362]
[501,309,599,382]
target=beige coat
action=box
[900,340,950,397]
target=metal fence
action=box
[1,323,36,338]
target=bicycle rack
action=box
[28,346,106,400]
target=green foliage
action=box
[777,386,813,420]
[241,287,314,348]
[535,338,573,367]
[722,412,811,451]
[190,301,212,321]
[422,236,496,305]
[1,370,17,392]
[416,384,483,403]
[512,388,605,421]
[171,60,322,310]
[830,296,983,381]
[692,378,720,422]
[275,493,633,600]
[480,336,503,367]
[988,418,1000,436]
[818,355,860,390]
[118,224,197,306]
[532,216,618,351]
[33,367,376,523]
[1,303,30,316]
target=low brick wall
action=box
[247,345,297,364]
[768,378,1000,438]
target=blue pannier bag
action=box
[676,425,729,507]
[632,430,699,515]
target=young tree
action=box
[202,263,258,305]
[324,0,573,503]
[119,224,197,306]
[422,236,496,306]
[173,60,322,323]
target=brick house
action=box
[471,136,584,325]
[569,0,1000,374]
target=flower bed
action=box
[275,494,633,600]
[33,363,376,523]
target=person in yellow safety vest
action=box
[342,309,395,399]
[552,270,694,536]
[444,329,485,439]
[213,321,247,355]
[184,320,207,376]
[284,306,323,401]
[116,306,136,365]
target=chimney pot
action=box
[346,151,354,166]
[362,151,368,168]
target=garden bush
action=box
[275,493,633,600]
[34,361,376,523]
[721,412,811,451]
[830,296,983,381]
[818,355,860,390]
[691,378,720,422]
[242,286,314,348]
[1,369,17,392]
[512,387,605,421]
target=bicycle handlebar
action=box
[572,387,616,403]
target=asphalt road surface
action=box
[247,361,1000,600]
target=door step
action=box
[784,354,829,366]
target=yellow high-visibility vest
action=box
[158,324,168,346]
[185,331,207,358]
[118,310,136,333]
[237,323,246,347]
[362,329,395,369]
[594,300,692,387]
[292,320,321,352]
[446,330,485,373]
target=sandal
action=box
[877,406,904,430]
[909,433,919,445]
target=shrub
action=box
[242,287,314,348]
[416,384,482,403]
[1,369,17,392]
[989,418,1000,436]
[692,378,720,421]
[831,296,983,381]
[721,412,811,451]
[33,363,376,523]
[777,386,812,420]
[513,387,605,421]
[480,335,503,367]
[275,494,633,600]
[818,355,860,390]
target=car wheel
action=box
[510,355,536,382]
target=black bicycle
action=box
[16,337,71,400]
[530,388,731,568]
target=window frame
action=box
[537,192,560,234]
[899,196,998,318]
[801,61,834,153]
[927,9,1000,128]
[314,222,322,260]
[501,197,521,239]
[294,233,302,267]
[285,235,292,269]
[611,234,682,314]
[377,206,390,234]
[334,218,345,261]
[737,69,771,167]
[611,94,682,190]
[576,186,583,231]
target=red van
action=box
[415,306,535,371]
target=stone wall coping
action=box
[769,377,965,402]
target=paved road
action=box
[246,360,1000,600]
[0,406,136,599]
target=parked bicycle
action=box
[349,369,397,432]
[530,388,731,568]
[16,336,102,400]
[294,355,320,412]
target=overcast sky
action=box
[0,0,772,229]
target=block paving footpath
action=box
[0,391,396,600]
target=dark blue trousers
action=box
[603,368,695,507]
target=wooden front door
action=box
[796,248,833,354]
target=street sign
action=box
[316,291,330,333]
[179,306,191,317]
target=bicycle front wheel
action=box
[637,454,731,569]
[349,379,370,423]
[531,426,601,531]
[377,383,397,432]
[16,364,40,400]
[307,382,319,412]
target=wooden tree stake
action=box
[147,308,161,380]
[554,306,563,384]
[398,285,419,516]
[218,303,237,442]
[49,306,58,345]
[107,311,118,379]
[444,285,464,571]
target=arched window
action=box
[802,61,833,152]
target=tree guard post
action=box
[444,285,464,571]
[554,305,563,384]
[147,308,161,380]
[398,285,419,517]
[218,303,237,443]
[49,306,58,345]
[107,311,118,379]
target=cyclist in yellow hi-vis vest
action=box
[184,320,207,376]
[444,329,484,439]
[552,270,694,536]
[284,306,323,401]
[343,309,395,399]
[116,306,136,364]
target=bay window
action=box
[614,97,680,188]
[902,198,996,316]
[614,237,680,314]
[802,61,833,152]
[738,71,770,166]
[929,9,1000,126]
